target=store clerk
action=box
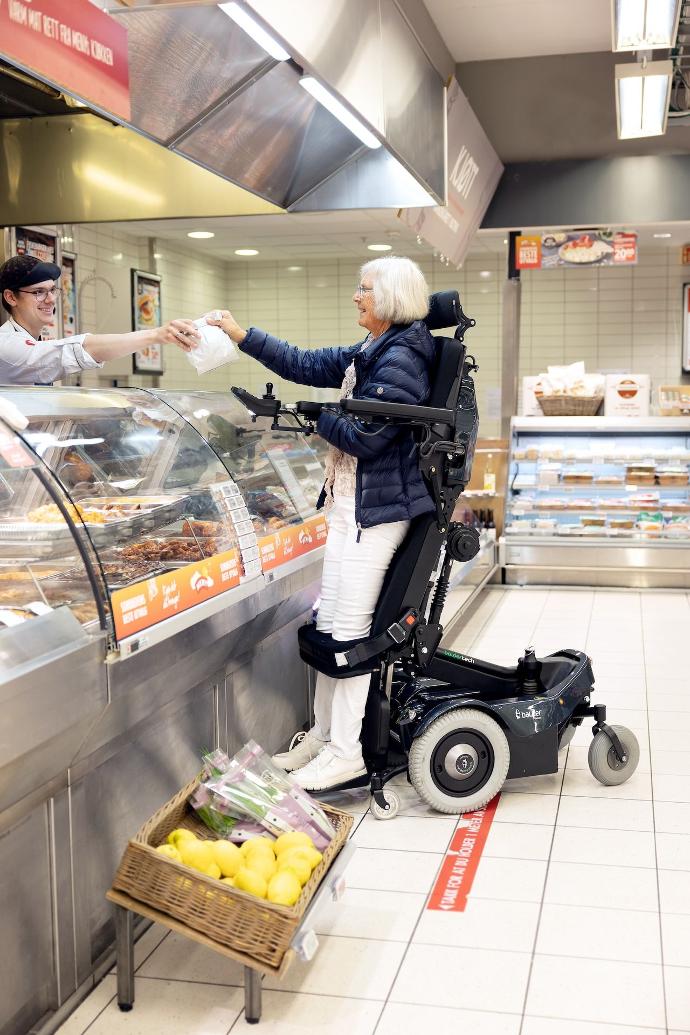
[0,254,200,385]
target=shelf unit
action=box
[500,417,690,588]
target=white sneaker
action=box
[272,730,326,772]
[291,747,367,791]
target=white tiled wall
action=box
[518,249,690,408]
[73,225,230,391]
[67,224,689,435]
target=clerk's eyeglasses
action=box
[18,286,62,302]
[355,283,374,297]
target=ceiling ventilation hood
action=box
[105,0,446,211]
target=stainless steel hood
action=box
[104,0,446,211]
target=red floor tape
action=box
[426,794,500,912]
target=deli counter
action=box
[0,386,331,1035]
[0,386,494,1035]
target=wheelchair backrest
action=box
[369,291,478,637]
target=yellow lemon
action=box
[277,856,310,886]
[220,876,235,887]
[205,862,222,880]
[274,831,314,856]
[280,846,321,872]
[234,867,268,899]
[178,839,214,872]
[244,851,277,882]
[267,869,301,907]
[211,840,242,878]
[167,828,197,847]
[156,844,181,862]
[240,837,276,859]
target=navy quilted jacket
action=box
[238,322,436,528]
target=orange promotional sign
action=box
[258,515,328,572]
[112,548,241,640]
[682,244,690,265]
[515,235,542,270]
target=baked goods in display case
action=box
[506,422,690,541]
[0,386,327,643]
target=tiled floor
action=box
[58,587,690,1035]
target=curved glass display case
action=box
[158,390,327,577]
[0,387,327,648]
[0,416,106,633]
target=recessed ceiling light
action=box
[187,231,215,239]
[112,253,123,261]
[479,270,492,279]
[235,248,259,256]
[503,239,508,244]
[367,243,392,252]
[653,232,672,238]
[287,265,303,271]
[153,252,162,259]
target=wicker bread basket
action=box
[111,776,353,971]
[538,395,603,416]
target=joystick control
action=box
[520,646,541,694]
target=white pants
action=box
[311,495,409,760]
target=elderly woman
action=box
[212,255,435,792]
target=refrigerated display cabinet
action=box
[501,417,690,587]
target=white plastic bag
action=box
[187,311,240,374]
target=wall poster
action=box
[61,253,78,336]
[131,268,163,374]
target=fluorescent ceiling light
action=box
[188,230,215,239]
[612,0,681,51]
[299,76,381,149]
[218,3,289,60]
[235,248,259,256]
[287,265,303,271]
[615,60,672,138]
[479,270,492,278]
[653,231,672,237]
[367,243,392,251]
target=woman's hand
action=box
[155,319,201,352]
[207,309,247,344]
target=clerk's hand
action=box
[155,319,201,351]
[207,309,247,344]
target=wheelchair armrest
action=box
[294,400,325,419]
[340,398,454,426]
[231,386,280,418]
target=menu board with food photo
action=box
[61,253,78,336]
[516,231,638,270]
[131,269,164,374]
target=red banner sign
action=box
[112,548,241,640]
[258,514,328,572]
[426,795,499,912]
[1,0,130,120]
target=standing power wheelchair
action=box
[232,290,640,818]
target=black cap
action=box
[0,255,62,294]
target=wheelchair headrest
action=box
[425,290,460,331]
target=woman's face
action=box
[353,277,389,337]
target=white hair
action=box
[361,255,429,324]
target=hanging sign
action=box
[516,230,638,270]
[398,79,503,268]
[0,0,130,121]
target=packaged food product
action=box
[187,312,240,374]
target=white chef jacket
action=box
[0,317,103,384]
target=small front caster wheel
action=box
[370,789,400,821]
[588,724,640,786]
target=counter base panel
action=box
[501,537,690,588]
